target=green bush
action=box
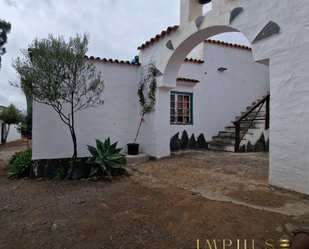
[7,147,32,179]
[86,138,125,178]
[53,167,66,179]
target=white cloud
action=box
[0,0,249,110]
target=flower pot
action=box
[127,143,139,155]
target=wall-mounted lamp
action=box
[218,67,227,71]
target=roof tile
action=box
[184,58,204,63]
[138,25,179,50]
[83,56,141,66]
[205,39,251,50]
[177,77,200,83]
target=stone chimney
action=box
[180,0,203,26]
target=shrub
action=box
[7,147,32,179]
[53,167,66,179]
[86,138,125,178]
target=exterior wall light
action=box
[218,67,227,71]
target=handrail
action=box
[233,93,270,152]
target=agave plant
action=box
[86,138,125,178]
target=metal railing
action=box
[233,94,270,152]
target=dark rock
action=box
[197,133,208,149]
[170,132,180,151]
[239,144,246,152]
[166,40,174,50]
[253,21,281,43]
[188,134,198,149]
[255,140,264,152]
[180,130,189,149]
[255,133,267,151]
[30,157,102,179]
[71,163,92,180]
[195,16,204,29]
[230,7,243,23]
[30,158,70,178]
[247,141,254,152]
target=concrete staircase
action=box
[208,99,268,152]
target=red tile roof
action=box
[137,25,179,50]
[184,58,204,63]
[84,56,141,66]
[205,39,251,50]
[177,77,200,83]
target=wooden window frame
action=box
[170,91,193,125]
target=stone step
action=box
[123,153,149,167]
[212,136,235,143]
[225,126,246,132]
[230,122,260,129]
[218,131,253,138]
[239,112,266,119]
[207,141,234,152]
[218,131,235,137]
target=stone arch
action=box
[139,0,309,195]
[162,25,241,89]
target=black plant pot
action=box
[127,143,139,155]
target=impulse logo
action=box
[279,239,290,248]
[196,239,290,249]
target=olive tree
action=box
[12,33,105,177]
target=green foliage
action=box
[17,104,32,138]
[0,19,11,69]
[86,138,124,178]
[12,32,105,177]
[53,167,66,180]
[12,33,105,109]
[0,103,22,144]
[68,158,81,167]
[134,63,157,143]
[137,63,157,116]
[7,148,32,180]
[0,103,22,125]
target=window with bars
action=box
[170,92,193,124]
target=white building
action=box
[32,0,309,195]
[0,105,21,143]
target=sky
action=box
[0,0,250,112]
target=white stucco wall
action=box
[138,0,308,194]
[32,0,309,195]
[7,124,21,143]
[0,121,21,143]
[32,61,141,159]
[231,0,309,195]
[170,41,269,141]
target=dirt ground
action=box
[0,140,308,249]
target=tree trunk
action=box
[66,98,78,179]
[2,124,11,145]
[134,115,144,143]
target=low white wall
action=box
[170,42,269,141]
[32,61,141,160]
[7,124,21,143]
[0,121,21,143]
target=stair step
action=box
[218,131,253,137]
[212,136,234,143]
[239,112,266,118]
[209,95,269,153]
[124,153,149,166]
[231,122,260,129]
[208,141,234,152]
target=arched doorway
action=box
[138,0,309,194]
